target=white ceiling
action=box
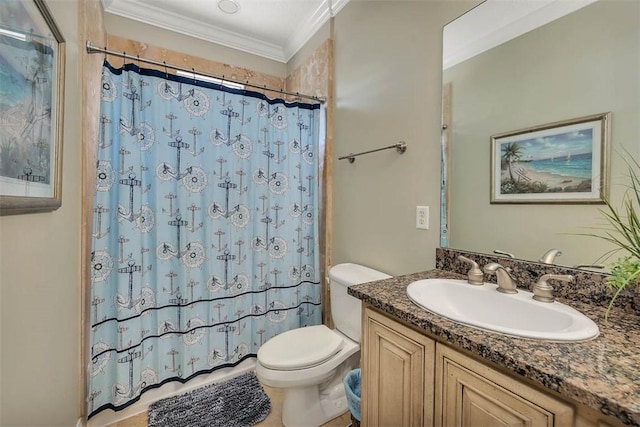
[101,0,350,63]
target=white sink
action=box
[406,279,599,342]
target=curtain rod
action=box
[85,41,326,104]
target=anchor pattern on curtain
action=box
[89,61,322,417]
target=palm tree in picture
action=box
[502,142,523,181]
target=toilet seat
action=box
[257,325,344,370]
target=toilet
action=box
[256,263,390,427]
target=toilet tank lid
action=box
[328,263,391,286]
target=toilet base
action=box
[256,330,361,427]
[280,352,358,427]
[281,383,348,427]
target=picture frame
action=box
[490,112,610,204]
[0,0,65,215]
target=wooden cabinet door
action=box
[435,345,573,427]
[361,307,435,427]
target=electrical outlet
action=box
[416,206,429,230]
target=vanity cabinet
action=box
[435,344,573,427]
[361,306,622,427]
[361,307,435,426]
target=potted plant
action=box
[591,152,640,321]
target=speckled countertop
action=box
[348,269,640,426]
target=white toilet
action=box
[256,263,390,427]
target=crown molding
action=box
[103,0,286,62]
[283,0,331,62]
[330,0,350,17]
[103,0,350,64]
[443,0,597,70]
[283,0,350,62]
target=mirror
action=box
[441,0,640,269]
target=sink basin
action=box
[406,279,599,342]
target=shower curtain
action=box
[88,61,323,417]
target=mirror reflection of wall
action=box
[442,0,640,269]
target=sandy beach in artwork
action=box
[501,162,591,191]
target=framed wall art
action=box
[490,112,610,204]
[0,0,65,215]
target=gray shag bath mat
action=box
[148,371,271,427]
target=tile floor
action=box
[108,384,353,427]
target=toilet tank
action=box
[328,263,391,343]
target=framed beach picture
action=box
[490,113,610,204]
[0,0,65,215]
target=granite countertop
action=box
[348,269,640,427]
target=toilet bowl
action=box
[256,263,390,427]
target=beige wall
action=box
[104,34,286,99]
[0,0,83,425]
[81,0,108,422]
[287,21,331,75]
[444,0,640,267]
[286,39,334,325]
[104,13,287,78]
[331,0,476,276]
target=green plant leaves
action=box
[595,149,640,321]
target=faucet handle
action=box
[493,249,515,258]
[539,249,563,264]
[532,274,574,303]
[457,255,484,285]
[572,264,605,270]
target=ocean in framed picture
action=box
[491,112,609,204]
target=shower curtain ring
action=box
[103,46,107,61]
[163,61,168,79]
[192,67,196,84]
[136,54,140,69]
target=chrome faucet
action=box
[483,263,518,294]
[457,255,484,285]
[539,249,562,264]
[533,274,574,303]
